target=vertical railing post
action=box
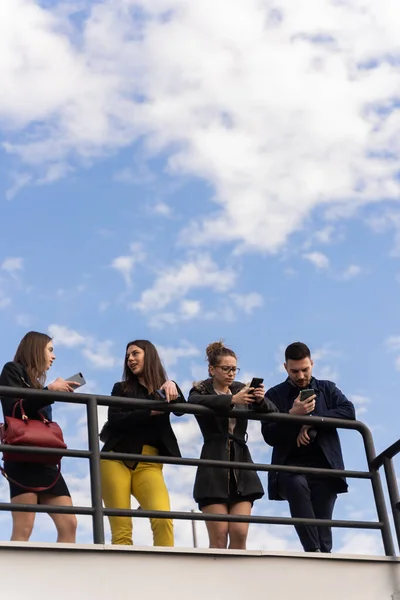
[191,509,198,548]
[383,457,400,553]
[361,427,395,556]
[87,395,105,544]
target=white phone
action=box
[66,372,86,388]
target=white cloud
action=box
[337,532,382,556]
[0,294,11,310]
[156,341,201,369]
[111,242,145,288]
[153,201,172,217]
[349,394,371,417]
[384,335,400,371]
[82,341,117,370]
[340,264,363,280]
[303,251,330,270]
[2,1,400,252]
[1,257,23,273]
[48,324,118,369]
[313,226,336,245]
[49,324,87,348]
[230,292,263,315]
[385,335,400,352]
[132,254,236,314]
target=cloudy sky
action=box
[0,0,400,554]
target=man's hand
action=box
[297,425,312,447]
[289,393,316,415]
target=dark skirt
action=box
[3,461,71,499]
[198,469,260,509]
[195,439,264,508]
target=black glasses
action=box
[215,366,240,375]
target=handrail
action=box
[371,439,400,470]
[369,438,400,553]
[0,385,395,555]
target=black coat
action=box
[262,377,356,500]
[188,379,278,503]
[0,361,53,421]
[101,381,184,457]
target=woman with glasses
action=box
[188,341,277,549]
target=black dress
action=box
[0,361,70,498]
[188,379,278,508]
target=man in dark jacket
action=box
[262,342,355,553]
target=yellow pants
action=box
[100,445,173,547]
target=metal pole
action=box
[383,457,400,553]
[191,509,198,548]
[362,427,395,556]
[87,395,105,544]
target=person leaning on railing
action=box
[0,331,79,543]
[99,339,185,547]
[261,341,356,553]
[188,341,278,550]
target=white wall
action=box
[2,543,400,600]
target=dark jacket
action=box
[0,361,53,421]
[261,377,356,500]
[101,381,184,457]
[188,378,278,502]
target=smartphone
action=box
[66,372,86,388]
[299,388,315,402]
[249,378,264,396]
[250,377,264,389]
[156,389,166,399]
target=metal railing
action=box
[371,439,400,554]
[0,386,396,556]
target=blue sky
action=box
[0,0,400,553]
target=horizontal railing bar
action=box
[103,508,383,529]
[99,451,372,479]
[371,439,400,470]
[0,503,93,515]
[0,445,91,458]
[0,501,383,530]
[0,386,372,433]
[0,444,371,479]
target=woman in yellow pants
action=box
[100,340,185,546]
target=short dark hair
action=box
[285,342,311,362]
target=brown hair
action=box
[14,331,52,389]
[205,341,237,376]
[122,340,168,395]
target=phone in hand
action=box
[156,389,167,399]
[66,372,86,389]
[299,388,315,402]
[249,378,264,394]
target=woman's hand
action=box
[231,387,255,406]
[160,380,178,403]
[251,383,265,404]
[47,378,80,393]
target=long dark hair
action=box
[122,340,168,395]
[14,331,52,389]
